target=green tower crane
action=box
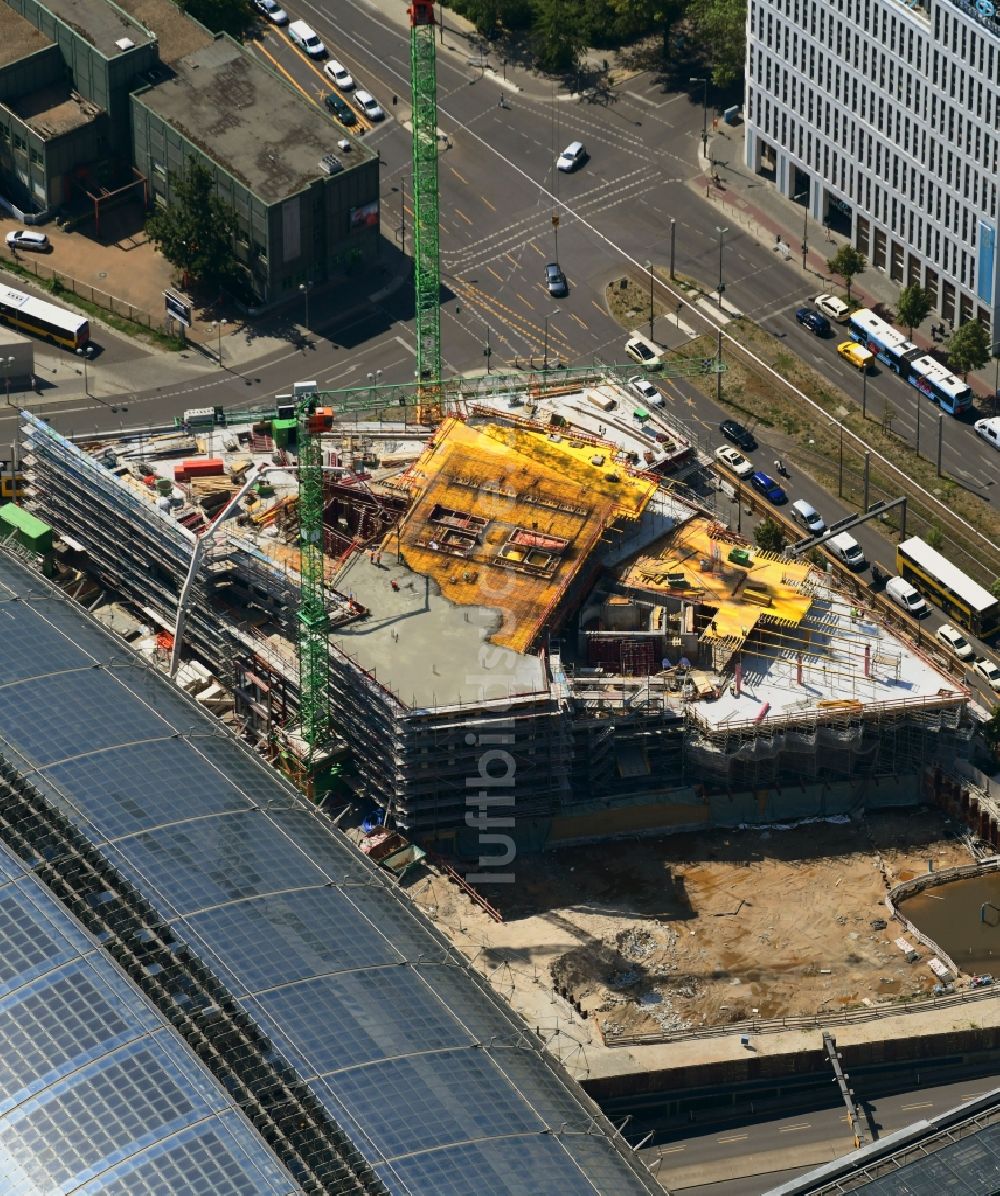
[409,0,442,400]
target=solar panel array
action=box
[0,553,658,1196]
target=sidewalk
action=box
[694,131,999,409]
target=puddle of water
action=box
[898,872,1000,976]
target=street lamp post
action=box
[716,226,728,309]
[543,308,559,376]
[299,281,311,333]
[690,77,709,160]
[75,348,90,397]
[214,319,227,367]
[794,188,810,270]
[645,260,655,343]
[392,181,406,246]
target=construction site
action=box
[9,361,973,855]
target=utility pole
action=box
[690,77,709,160]
[937,412,943,476]
[716,226,728,309]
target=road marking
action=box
[486,266,504,283]
[454,209,473,226]
[481,196,496,212]
[591,299,606,318]
[779,1123,812,1133]
[570,313,587,330]
[717,1134,748,1144]
[657,1144,686,1155]
[902,1101,933,1111]
[450,167,468,184]
[393,334,416,354]
[530,242,545,256]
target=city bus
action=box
[847,308,918,375]
[847,308,973,415]
[0,284,90,353]
[896,536,999,639]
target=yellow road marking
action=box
[530,241,545,256]
[717,1134,748,1144]
[657,1144,686,1155]
[455,209,473,226]
[902,1101,933,1111]
[779,1123,812,1133]
[250,40,372,131]
[570,313,587,330]
[450,167,469,184]
[591,299,607,317]
[481,196,496,211]
[486,266,503,283]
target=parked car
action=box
[625,333,662,369]
[254,0,288,22]
[795,307,831,335]
[324,59,354,89]
[837,340,874,370]
[556,141,587,172]
[974,416,1000,451]
[545,262,567,297]
[288,19,326,57]
[629,377,664,406]
[973,657,1000,692]
[936,623,974,661]
[791,498,825,533]
[719,419,757,452]
[324,92,357,126]
[750,470,787,503]
[355,90,385,120]
[5,230,50,252]
[714,445,754,478]
[815,293,851,322]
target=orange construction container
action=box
[182,458,225,478]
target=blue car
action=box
[750,470,787,503]
[795,307,831,336]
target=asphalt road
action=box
[0,0,995,688]
[636,1069,1000,1194]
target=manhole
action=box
[98,271,107,279]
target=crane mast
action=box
[409,0,442,396]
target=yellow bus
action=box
[897,536,999,640]
[0,284,90,352]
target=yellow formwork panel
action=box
[617,516,814,647]
[390,419,657,654]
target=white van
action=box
[827,531,867,570]
[288,20,326,56]
[975,416,1000,451]
[885,576,929,617]
[791,498,825,534]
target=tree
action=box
[896,284,932,339]
[146,160,238,293]
[609,0,688,58]
[945,319,991,377]
[754,517,786,553]
[688,0,746,86]
[826,245,867,303]
[924,523,944,550]
[531,0,585,73]
[991,577,1000,600]
[180,0,254,37]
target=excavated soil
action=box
[406,811,972,1044]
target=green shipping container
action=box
[0,502,53,555]
[271,418,297,449]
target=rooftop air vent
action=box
[320,154,343,176]
[115,37,135,51]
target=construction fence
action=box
[1,246,157,330]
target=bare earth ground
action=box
[405,811,972,1068]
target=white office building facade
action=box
[745,0,1000,334]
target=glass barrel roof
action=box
[0,552,658,1195]
[0,844,297,1196]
